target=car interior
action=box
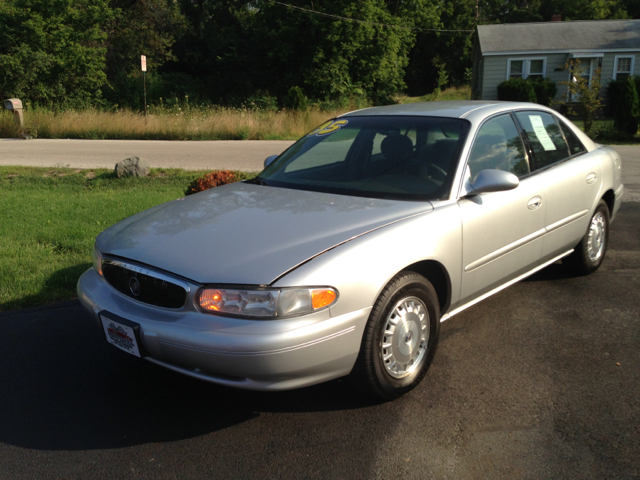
[264,117,468,199]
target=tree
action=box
[0,0,114,106]
[252,0,415,103]
[105,0,184,76]
[559,59,603,136]
[613,76,639,137]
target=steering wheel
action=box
[429,164,448,181]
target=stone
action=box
[115,156,150,178]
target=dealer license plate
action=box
[100,314,142,357]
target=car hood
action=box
[97,182,432,285]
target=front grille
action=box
[102,260,188,309]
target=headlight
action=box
[197,287,337,318]
[92,244,103,276]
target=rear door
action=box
[513,111,602,261]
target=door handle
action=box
[528,196,542,210]
[586,172,597,184]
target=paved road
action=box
[0,138,295,171]
[1,203,638,479]
[614,145,640,201]
[1,139,639,201]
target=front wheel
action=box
[352,272,440,401]
[564,200,610,275]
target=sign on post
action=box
[141,55,147,116]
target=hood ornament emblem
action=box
[129,277,141,296]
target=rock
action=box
[115,156,150,178]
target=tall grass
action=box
[0,88,478,141]
[0,106,350,141]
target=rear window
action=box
[254,116,470,201]
[558,119,586,156]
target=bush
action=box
[607,78,624,114]
[185,170,237,196]
[283,86,308,110]
[613,76,640,138]
[497,78,537,103]
[528,77,557,106]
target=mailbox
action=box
[4,97,24,127]
[5,98,22,110]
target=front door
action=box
[458,113,547,305]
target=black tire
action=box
[352,271,440,401]
[564,200,610,276]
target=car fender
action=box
[272,202,463,319]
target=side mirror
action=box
[467,169,519,195]
[264,155,279,168]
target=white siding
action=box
[480,52,640,104]
[481,53,569,101]
[481,56,507,100]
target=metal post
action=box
[143,71,147,117]
[14,109,24,127]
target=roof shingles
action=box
[478,19,640,54]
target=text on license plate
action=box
[100,315,142,357]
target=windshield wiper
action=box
[244,177,270,186]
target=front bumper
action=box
[77,269,370,391]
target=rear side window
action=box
[514,111,570,169]
[467,114,530,178]
[558,119,586,156]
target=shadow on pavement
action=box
[0,301,377,451]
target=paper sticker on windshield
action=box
[308,119,348,136]
[529,115,556,151]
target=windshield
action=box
[254,115,470,201]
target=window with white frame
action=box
[614,55,635,80]
[507,58,546,79]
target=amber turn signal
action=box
[199,289,222,311]
[311,289,337,309]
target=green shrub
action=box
[528,77,557,106]
[607,77,624,114]
[613,76,640,138]
[283,86,308,110]
[497,78,537,103]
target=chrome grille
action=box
[102,259,188,309]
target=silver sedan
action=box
[77,101,624,400]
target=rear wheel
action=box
[564,200,610,275]
[353,272,440,401]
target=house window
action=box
[614,55,635,80]
[507,58,547,79]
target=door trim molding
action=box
[443,250,573,322]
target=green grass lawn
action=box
[0,166,256,311]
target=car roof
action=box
[338,100,598,152]
[340,100,545,121]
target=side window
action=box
[514,111,570,169]
[557,119,586,156]
[467,114,529,178]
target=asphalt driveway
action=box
[1,202,638,479]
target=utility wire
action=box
[271,1,474,36]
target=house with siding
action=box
[472,19,640,104]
